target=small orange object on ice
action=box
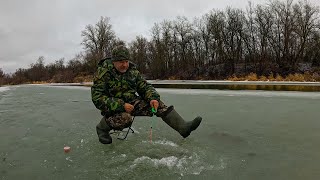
[64,146,71,153]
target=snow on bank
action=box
[0,86,10,92]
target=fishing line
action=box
[149,107,157,143]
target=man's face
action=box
[113,60,129,73]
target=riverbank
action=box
[46,80,320,92]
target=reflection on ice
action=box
[157,88,320,99]
[46,85,90,90]
[0,86,10,92]
[0,110,12,113]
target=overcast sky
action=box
[1,0,319,73]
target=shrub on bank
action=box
[285,73,305,81]
[247,73,258,81]
[73,75,93,83]
[227,73,320,82]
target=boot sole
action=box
[191,117,202,131]
[99,139,112,144]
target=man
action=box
[91,45,202,144]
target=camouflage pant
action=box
[105,99,168,130]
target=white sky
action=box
[1,0,319,73]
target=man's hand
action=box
[150,100,159,111]
[124,103,134,113]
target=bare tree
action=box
[149,23,165,78]
[223,8,246,75]
[293,1,319,65]
[129,36,149,74]
[0,68,4,85]
[243,2,258,73]
[207,10,226,65]
[192,17,205,70]
[81,16,116,68]
[160,20,175,76]
[268,0,297,73]
[0,68,4,78]
[173,16,193,70]
[254,4,274,73]
[27,56,47,81]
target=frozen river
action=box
[1,85,320,180]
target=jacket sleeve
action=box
[91,67,125,114]
[136,71,160,102]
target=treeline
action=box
[1,0,320,85]
[0,55,92,85]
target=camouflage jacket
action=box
[91,59,160,115]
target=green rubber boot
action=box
[161,106,202,138]
[96,116,112,144]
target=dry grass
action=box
[228,75,245,81]
[285,73,305,81]
[28,81,48,84]
[227,73,320,82]
[247,73,259,81]
[168,76,179,80]
[73,75,93,83]
[267,73,275,81]
[259,75,268,81]
[275,74,284,81]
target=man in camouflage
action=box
[91,45,202,144]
